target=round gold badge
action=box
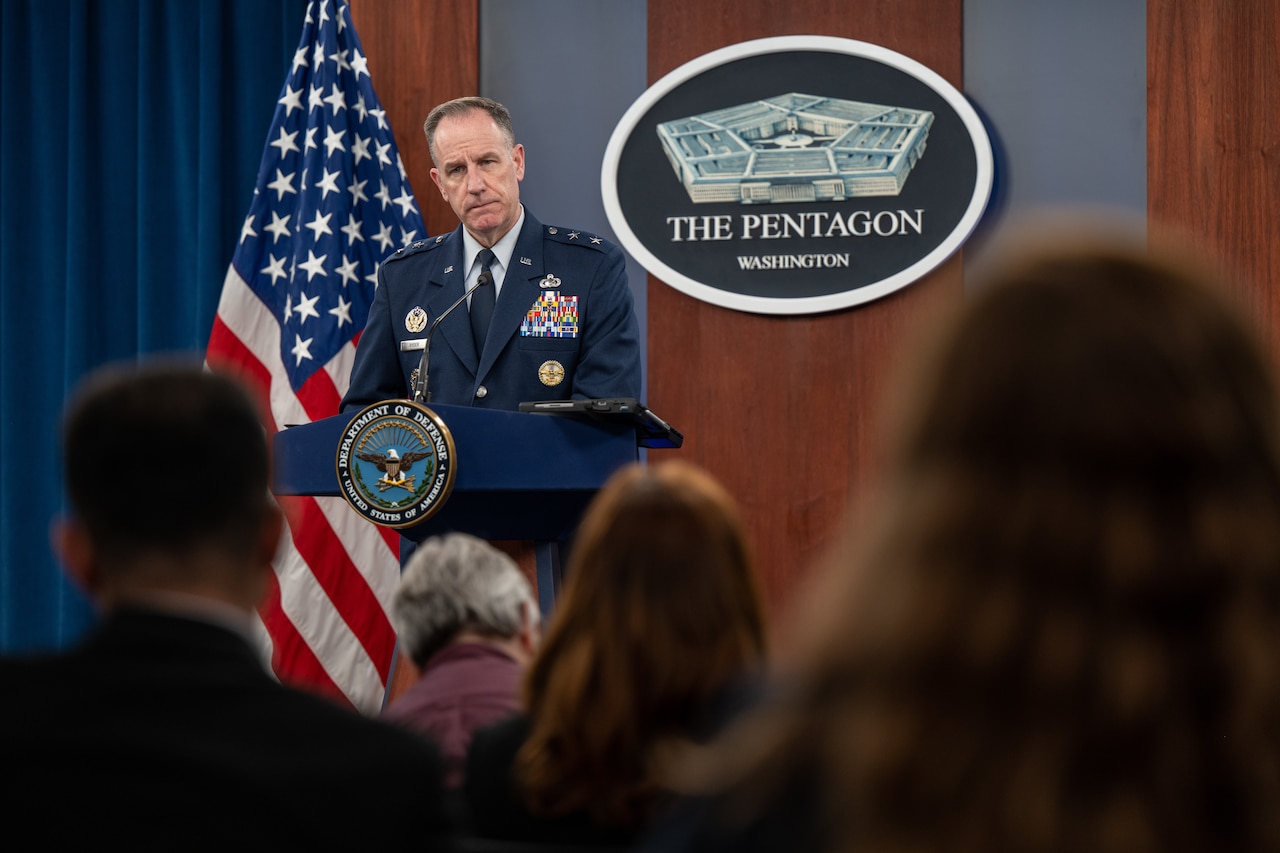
[405,307,428,333]
[538,360,566,387]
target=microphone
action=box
[413,269,492,402]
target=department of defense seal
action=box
[538,360,566,387]
[336,401,456,529]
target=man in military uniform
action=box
[341,96,642,412]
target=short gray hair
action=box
[391,532,537,668]
[422,96,516,165]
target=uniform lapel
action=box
[476,213,545,382]
[428,227,479,375]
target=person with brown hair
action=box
[463,460,769,848]
[645,220,1280,853]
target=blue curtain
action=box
[0,0,309,652]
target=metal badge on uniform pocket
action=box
[538,360,566,386]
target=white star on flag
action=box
[323,125,346,156]
[317,168,342,198]
[270,127,301,156]
[279,84,304,115]
[264,211,291,242]
[268,169,297,200]
[339,213,364,245]
[335,255,360,285]
[295,291,321,323]
[298,249,328,280]
[373,222,394,252]
[292,333,314,365]
[351,135,372,166]
[305,210,333,239]
[330,294,354,327]
[261,254,287,285]
[206,0,426,713]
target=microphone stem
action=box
[413,271,491,404]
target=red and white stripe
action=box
[207,265,400,713]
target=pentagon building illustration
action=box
[657,93,934,204]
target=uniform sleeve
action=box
[572,245,643,400]
[341,265,407,411]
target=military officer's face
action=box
[429,109,525,248]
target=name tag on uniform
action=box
[399,339,427,352]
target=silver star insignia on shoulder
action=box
[568,231,580,239]
[590,236,602,244]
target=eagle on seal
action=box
[355,447,431,481]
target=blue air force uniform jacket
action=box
[341,209,642,412]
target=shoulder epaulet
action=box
[544,225,615,253]
[385,234,445,264]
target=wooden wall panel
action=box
[1148,0,1280,349]
[348,0,479,237]
[646,0,965,617]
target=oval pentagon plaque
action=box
[602,36,994,315]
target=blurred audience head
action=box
[391,532,539,669]
[706,217,1280,853]
[517,459,768,828]
[55,359,279,613]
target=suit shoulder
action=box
[542,224,619,254]
[271,679,443,759]
[382,234,447,267]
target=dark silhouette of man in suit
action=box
[0,361,455,850]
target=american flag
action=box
[206,0,422,712]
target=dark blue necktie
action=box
[470,248,496,353]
